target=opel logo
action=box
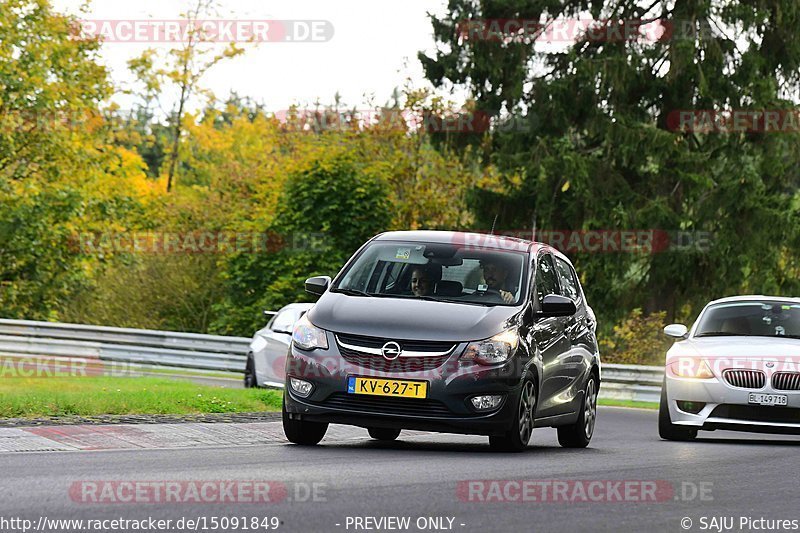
[381,341,402,361]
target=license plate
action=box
[347,376,428,399]
[748,393,788,406]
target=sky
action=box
[52,0,454,114]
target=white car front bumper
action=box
[665,374,800,434]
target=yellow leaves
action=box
[561,180,571,192]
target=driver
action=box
[480,257,516,303]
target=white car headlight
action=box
[292,314,329,351]
[462,328,519,365]
[250,335,268,353]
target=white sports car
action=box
[660,295,800,440]
[245,303,314,388]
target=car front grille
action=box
[723,369,766,389]
[335,333,457,373]
[318,392,456,418]
[772,372,800,391]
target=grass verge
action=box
[598,398,659,410]
[0,376,658,419]
[0,377,282,419]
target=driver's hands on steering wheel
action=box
[499,290,514,303]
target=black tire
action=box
[368,427,401,441]
[557,374,598,448]
[658,379,697,441]
[244,354,257,388]
[489,379,536,452]
[282,400,328,445]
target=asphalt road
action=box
[1,407,799,533]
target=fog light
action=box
[290,377,313,397]
[676,400,706,414]
[470,395,504,411]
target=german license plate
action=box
[748,393,788,406]
[347,376,428,399]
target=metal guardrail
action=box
[600,363,664,403]
[0,319,664,401]
[0,319,251,373]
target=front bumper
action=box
[283,342,527,436]
[665,374,800,435]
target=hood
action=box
[307,292,522,342]
[668,336,800,362]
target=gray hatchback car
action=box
[283,230,600,451]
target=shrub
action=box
[599,309,672,366]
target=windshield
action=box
[332,240,528,306]
[694,300,800,338]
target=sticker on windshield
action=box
[395,248,411,260]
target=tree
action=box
[211,151,393,336]
[0,0,110,182]
[127,0,245,192]
[0,0,152,320]
[421,0,800,328]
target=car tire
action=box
[367,427,401,441]
[557,374,598,448]
[244,354,257,389]
[658,379,697,441]
[282,399,328,445]
[489,378,537,452]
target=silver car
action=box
[245,303,314,388]
[659,295,800,440]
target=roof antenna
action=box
[490,214,498,235]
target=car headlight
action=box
[462,328,519,365]
[292,314,328,351]
[250,335,267,353]
[670,358,714,379]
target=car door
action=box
[531,253,572,417]
[553,256,594,398]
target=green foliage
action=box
[62,255,224,333]
[599,309,673,366]
[0,0,110,181]
[210,151,393,336]
[421,0,800,326]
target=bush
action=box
[599,309,672,366]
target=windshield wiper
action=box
[330,288,373,297]
[696,332,752,337]
[407,295,492,307]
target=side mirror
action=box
[664,324,688,339]
[305,275,331,296]
[540,294,577,317]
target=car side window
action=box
[271,309,298,334]
[555,257,580,302]
[535,254,560,306]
